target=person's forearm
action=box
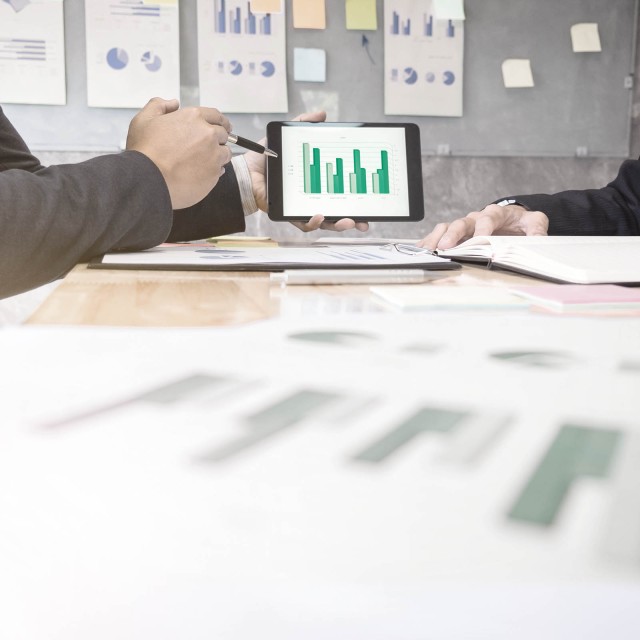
[166,161,246,242]
[501,159,640,236]
[0,150,172,299]
[0,107,44,173]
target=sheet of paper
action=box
[197,0,288,113]
[345,0,378,30]
[292,0,326,29]
[571,23,602,53]
[98,244,452,268]
[250,0,283,12]
[2,312,640,637]
[433,0,466,21]
[371,285,529,309]
[0,0,66,105]
[84,0,180,109]
[502,58,535,88]
[293,47,326,82]
[384,0,464,117]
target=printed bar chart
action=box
[214,0,272,35]
[390,11,411,35]
[302,143,391,195]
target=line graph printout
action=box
[85,0,180,108]
[0,0,66,105]
[282,125,410,218]
[384,0,464,116]
[197,0,288,112]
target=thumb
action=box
[139,97,180,118]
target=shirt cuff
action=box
[231,155,260,217]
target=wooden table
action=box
[26,262,540,327]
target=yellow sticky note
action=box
[293,0,326,29]
[571,23,602,53]
[345,0,377,30]
[501,59,535,88]
[250,0,283,12]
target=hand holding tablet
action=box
[266,122,424,223]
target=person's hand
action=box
[243,111,369,233]
[418,203,549,251]
[126,97,232,210]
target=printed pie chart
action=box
[404,67,418,85]
[106,47,128,70]
[230,60,243,75]
[141,51,162,72]
[261,60,275,77]
[426,72,436,83]
[443,71,456,85]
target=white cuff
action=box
[231,155,260,217]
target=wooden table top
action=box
[26,262,539,327]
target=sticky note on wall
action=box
[433,0,466,21]
[502,59,535,88]
[292,0,326,29]
[571,23,602,52]
[345,0,377,30]
[294,48,326,82]
[250,0,283,11]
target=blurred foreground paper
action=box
[571,23,602,53]
[502,58,534,88]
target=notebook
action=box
[436,236,640,284]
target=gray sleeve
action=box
[0,150,173,299]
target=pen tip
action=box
[265,149,278,158]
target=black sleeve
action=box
[167,165,246,242]
[0,107,245,299]
[499,159,640,236]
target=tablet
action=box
[266,122,424,222]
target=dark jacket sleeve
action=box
[501,159,640,235]
[0,107,245,299]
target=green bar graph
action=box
[508,424,622,526]
[301,144,390,195]
[334,157,344,194]
[354,407,469,463]
[326,162,334,194]
[350,149,367,194]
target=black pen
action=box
[227,133,278,157]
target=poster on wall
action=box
[0,0,66,105]
[384,0,464,117]
[197,0,288,113]
[85,0,180,109]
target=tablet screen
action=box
[266,122,424,222]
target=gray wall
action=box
[30,4,640,241]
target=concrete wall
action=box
[34,14,640,243]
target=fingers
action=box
[140,97,180,117]
[436,215,481,249]
[325,218,356,231]
[417,222,450,249]
[197,107,232,132]
[292,111,327,123]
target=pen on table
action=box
[227,133,278,157]
[270,269,447,286]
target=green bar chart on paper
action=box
[302,142,391,195]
